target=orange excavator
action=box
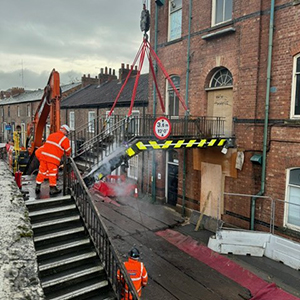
[11,69,62,175]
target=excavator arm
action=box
[27,69,61,154]
[24,69,61,174]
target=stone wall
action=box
[0,161,44,299]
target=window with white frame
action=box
[212,0,233,26]
[291,55,300,118]
[128,155,138,180]
[3,122,7,141]
[167,76,180,116]
[69,111,75,130]
[105,111,115,134]
[285,168,300,230]
[88,111,96,133]
[169,0,182,41]
[128,111,140,136]
[17,106,20,117]
[46,124,50,139]
[210,68,233,88]
[27,104,31,117]
[21,123,26,147]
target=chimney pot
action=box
[101,68,103,74]
[135,66,138,71]
[105,67,108,74]
[126,64,129,69]
[121,63,125,69]
[109,68,111,75]
[88,74,90,78]
[113,69,115,76]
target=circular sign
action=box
[153,117,171,140]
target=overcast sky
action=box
[0,0,149,91]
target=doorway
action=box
[167,150,179,206]
[200,162,223,218]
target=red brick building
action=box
[146,0,300,239]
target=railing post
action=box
[63,154,67,196]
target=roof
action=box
[61,73,148,109]
[0,82,81,106]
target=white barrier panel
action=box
[208,230,300,270]
[264,235,300,270]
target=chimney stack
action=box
[119,63,138,82]
[98,66,117,84]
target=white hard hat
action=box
[60,124,70,133]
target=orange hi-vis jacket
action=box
[117,258,148,299]
[40,131,71,166]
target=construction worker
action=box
[35,124,71,195]
[117,247,148,299]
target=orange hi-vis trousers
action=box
[36,160,58,187]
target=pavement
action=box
[90,190,300,300]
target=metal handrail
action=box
[76,118,128,157]
[70,114,228,174]
[65,157,140,300]
[223,192,300,235]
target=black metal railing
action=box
[64,157,140,300]
[69,114,228,172]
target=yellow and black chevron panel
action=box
[126,138,228,158]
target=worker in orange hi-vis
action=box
[117,247,148,300]
[35,124,71,196]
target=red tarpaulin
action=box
[156,229,299,300]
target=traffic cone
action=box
[134,187,138,198]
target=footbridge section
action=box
[69,115,234,186]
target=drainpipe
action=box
[250,0,275,230]
[151,3,159,203]
[182,0,192,216]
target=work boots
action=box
[35,184,41,194]
[50,186,61,196]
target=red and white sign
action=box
[153,117,171,140]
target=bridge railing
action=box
[64,157,140,300]
[139,115,226,138]
[70,114,227,157]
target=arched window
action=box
[210,68,233,88]
[168,76,180,116]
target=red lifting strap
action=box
[146,44,165,113]
[108,37,188,119]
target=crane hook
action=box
[140,2,150,38]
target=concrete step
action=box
[28,204,76,217]
[48,279,109,300]
[36,238,90,256]
[39,251,97,272]
[26,195,71,207]
[32,215,80,230]
[34,226,85,242]
[42,265,104,288]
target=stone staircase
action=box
[26,195,116,300]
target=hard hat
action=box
[60,124,70,133]
[129,247,140,259]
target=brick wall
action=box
[148,0,300,239]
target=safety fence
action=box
[222,192,300,236]
[64,157,140,300]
